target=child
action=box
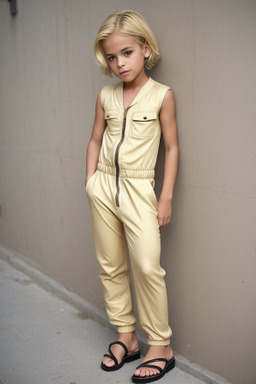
[85,10,179,383]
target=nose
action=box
[117,56,124,68]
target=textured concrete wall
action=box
[0,1,256,383]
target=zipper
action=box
[114,108,128,207]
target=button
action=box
[143,116,147,120]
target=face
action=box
[102,32,151,83]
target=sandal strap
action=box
[109,341,128,356]
[136,357,168,372]
[104,341,128,366]
[103,352,118,366]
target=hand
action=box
[157,197,172,227]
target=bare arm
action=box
[158,90,179,227]
[85,91,106,187]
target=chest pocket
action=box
[105,111,121,135]
[131,110,158,137]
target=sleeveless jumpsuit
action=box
[86,77,172,345]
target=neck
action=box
[123,73,149,90]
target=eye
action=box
[107,55,116,62]
[124,50,133,57]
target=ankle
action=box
[118,331,137,341]
[118,332,139,351]
[147,345,173,359]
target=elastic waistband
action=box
[97,163,155,179]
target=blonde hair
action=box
[94,10,160,77]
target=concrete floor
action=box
[0,258,206,384]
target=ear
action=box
[143,43,151,59]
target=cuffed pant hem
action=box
[148,339,170,346]
[117,325,136,333]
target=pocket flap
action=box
[132,111,157,122]
[105,111,119,120]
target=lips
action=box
[120,70,130,76]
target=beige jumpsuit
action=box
[86,78,172,345]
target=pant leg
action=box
[86,170,136,332]
[120,177,172,345]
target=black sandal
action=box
[132,357,175,383]
[101,341,141,371]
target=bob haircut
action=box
[94,10,160,77]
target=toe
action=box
[102,357,115,367]
[134,367,160,378]
[134,368,142,377]
[152,368,160,375]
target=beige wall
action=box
[0,1,256,383]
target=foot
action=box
[102,332,139,368]
[133,345,174,378]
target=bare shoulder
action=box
[162,89,175,109]
[94,90,105,120]
[95,90,103,110]
[160,89,176,123]
[90,90,106,141]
